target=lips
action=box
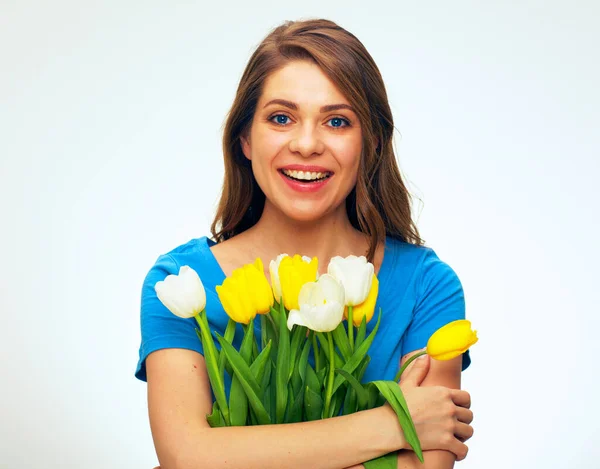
[278,165,334,183]
[277,167,333,193]
[279,164,333,173]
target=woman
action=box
[136,19,474,469]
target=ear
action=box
[240,134,251,161]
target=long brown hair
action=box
[210,19,423,261]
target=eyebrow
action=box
[263,99,355,114]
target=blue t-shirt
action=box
[135,236,471,394]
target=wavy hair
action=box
[210,19,423,261]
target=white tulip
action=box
[327,255,374,306]
[287,274,345,332]
[155,265,206,318]
[269,253,314,302]
[269,253,288,303]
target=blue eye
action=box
[271,114,290,125]
[328,117,349,128]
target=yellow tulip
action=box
[426,320,478,360]
[216,258,274,324]
[278,254,318,311]
[345,275,379,327]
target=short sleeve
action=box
[135,253,204,382]
[401,249,471,371]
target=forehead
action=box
[259,60,350,107]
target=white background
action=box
[2,1,599,468]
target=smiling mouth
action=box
[280,168,333,182]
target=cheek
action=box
[332,136,362,174]
[251,128,289,166]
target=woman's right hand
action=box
[396,354,474,461]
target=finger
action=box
[450,389,471,409]
[455,407,473,424]
[399,354,430,388]
[448,440,469,462]
[454,421,474,443]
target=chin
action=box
[280,200,336,224]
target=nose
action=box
[288,124,325,157]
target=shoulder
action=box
[383,237,462,293]
[143,236,221,288]
[384,236,450,273]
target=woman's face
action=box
[241,60,363,223]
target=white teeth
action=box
[282,169,330,181]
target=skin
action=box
[146,60,474,469]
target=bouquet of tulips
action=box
[155,254,478,468]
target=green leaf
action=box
[269,361,277,421]
[206,401,225,428]
[342,386,357,416]
[228,373,248,426]
[371,381,423,462]
[331,308,382,396]
[260,314,267,351]
[215,333,271,425]
[331,386,346,418]
[316,332,344,369]
[335,369,369,410]
[332,322,352,361]
[287,384,305,423]
[240,319,254,364]
[286,382,295,422]
[297,340,311,382]
[275,302,290,424]
[354,315,367,350]
[260,359,272,410]
[288,325,307,380]
[366,382,380,409]
[251,340,272,388]
[219,318,237,378]
[363,452,398,469]
[304,385,323,421]
[291,363,302,397]
[195,313,229,426]
[356,355,371,382]
[269,306,281,330]
[318,343,327,373]
[386,383,423,462]
[264,312,279,349]
[316,366,327,389]
[305,364,321,394]
[216,333,260,395]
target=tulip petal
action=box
[278,254,318,311]
[426,320,479,361]
[154,266,206,318]
[287,309,311,330]
[351,275,379,327]
[327,255,374,306]
[269,254,288,303]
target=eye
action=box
[269,114,291,125]
[327,117,350,128]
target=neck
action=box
[243,201,368,273]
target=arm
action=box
[147,348,409,469]
[395,351,465,469]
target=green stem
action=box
[394,350,428,382]
[323,332,335,418]
[348,305,354,351]
[260,314,266,350]
[311,331,320,372]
